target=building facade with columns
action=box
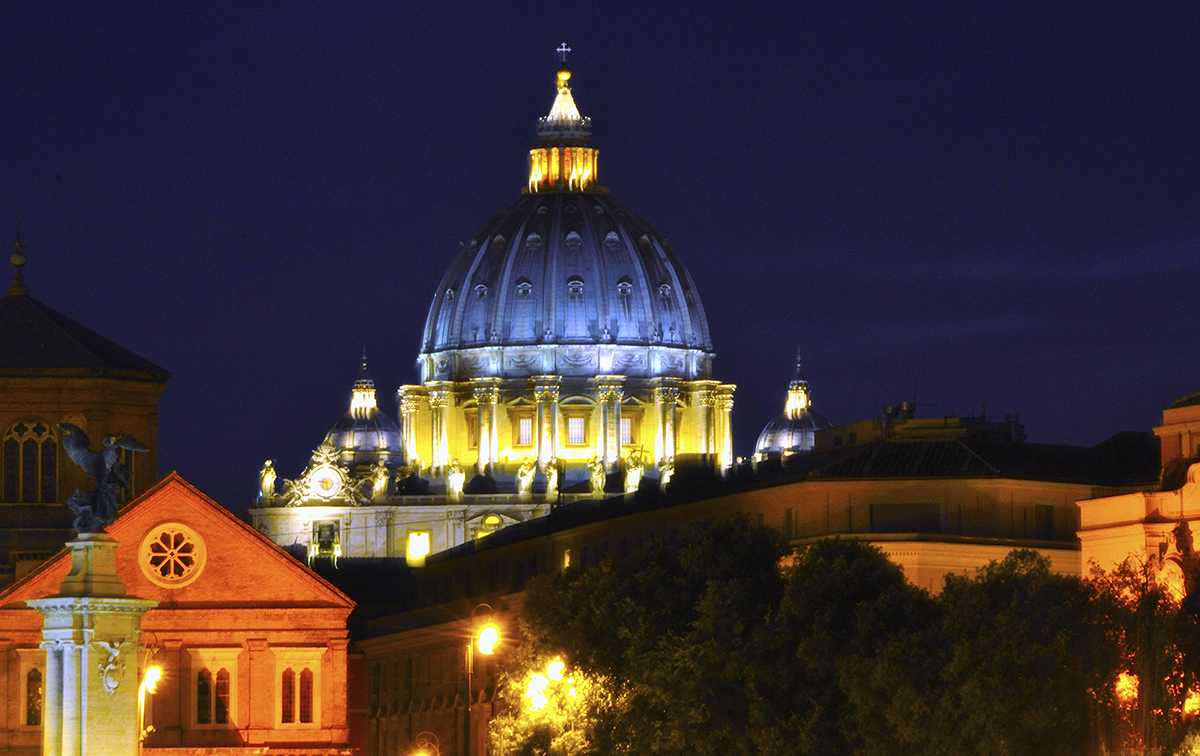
[399,62,734,493]
[253,61,735,561]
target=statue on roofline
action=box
[58,423,148,533]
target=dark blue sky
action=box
[4,2,1198,511]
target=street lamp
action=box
[466,604,500,756]
[412,730,440,756]
[138,666,162,755]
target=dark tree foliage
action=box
[507,522,1164,756]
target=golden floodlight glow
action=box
[1115,672,1139,702]
[526,673,550,711]
[1185,689,1200,716]
[478,625,499,655]
[785,385,810,419]
[142,666,162,694]
[407,532,431,563]
[546,658,564,681]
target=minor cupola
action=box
[528,44,599,194]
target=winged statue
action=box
[58,423,148,532]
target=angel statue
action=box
[446,460,466,502]
[58,423,148,533]
[624,452,644,494]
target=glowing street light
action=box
[546,658,564,681]
[478,624,499,655]
[138,666,162,754]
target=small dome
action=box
[755,356,832,457]
[322,358,403,467]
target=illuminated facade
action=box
[252,360,548,562]
[400,63,735,495]
[0,475,355,755]
[754,357,832,459]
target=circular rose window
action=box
[139,523,207,588]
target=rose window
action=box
[139,523,207,588]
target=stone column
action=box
[472,382,501,476]
[533,379,560,468]
[652,382,680,466]
[397,387,424,468]
[693,384,716,458]
[427,386,452,475]
[595,377,625,468]
[375,511,394,557]
[716,386,736,471]
[29,533,158,756]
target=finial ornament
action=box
[9,237,28,296]
[556,42,571,63]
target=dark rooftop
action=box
[0,292,170,377]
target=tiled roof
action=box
[0,293,170,376]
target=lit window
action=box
[197,670,212,724]
[568,417,585,445]
[518,417,533,446]
[215,670,230,724]
[620,417,632,445]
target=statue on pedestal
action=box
[259,460,277,504]
[659,457,675,492]
[588,455,606,495]
[58,423,148,533]
[369,459,390,502]
[446,460,465,502]
[625,453,644,494]
[516,459,536,500]
[544,458,559,504]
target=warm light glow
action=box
[350,384,378,418]
[1116,672,1139,702]
[142,666,162,694]
[526,673,550,711]
[1185,688,1200,716]
[478,625,499,655]
[407,532,431,558]
[546,658,564,681]
[785,386,810,419]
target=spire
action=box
[350,352,378,418]
[785,353,812,420]
[8,237,28,297]
[528,45,599,194]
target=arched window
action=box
[214,669,230,724]
[197,670,213,724]
[566,276,586,338]
[299,669,314,724]
[26,668,42,726]
[281,668,295,723]
[2,421,57,504]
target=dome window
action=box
[516,279,533,299]
[604,231,621,252]
[475,284,488,299]
[658,283,672,300]
[567,276,585,295]
[524,233,543,252]
[565,231,583,251]
[446,288,455,301]
[492,235,506,248]
[617,281,632,296]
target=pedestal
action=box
[28,533,158,756]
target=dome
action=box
[755,357,832,457]
[418,64,713,384]
[322,358,403,467]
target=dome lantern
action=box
[528,56,599,194]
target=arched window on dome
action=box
[2,420,57,504]
[566,276,587,338]
[512,278,535,341]
[474,284,488,299]
[616,277,634,333]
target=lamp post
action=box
[137,666,162,756]
[412,730,440,756]
[465,605,499,756]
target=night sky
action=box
[5,3,1198,512]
